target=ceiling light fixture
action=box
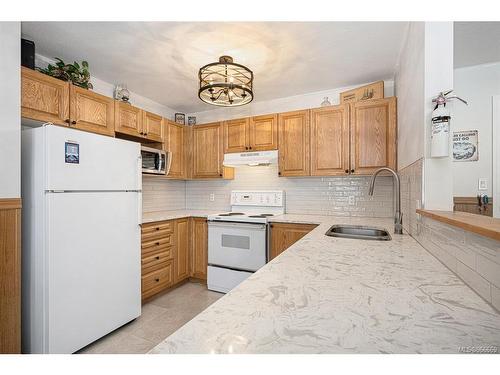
[198,55,253,107]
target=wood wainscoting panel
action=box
[0,198,21,353]
[454,196,493,217]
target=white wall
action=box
[394,22,425,170]
[423,22,455,211]
[0,22,21,198]
[452,62,500,197]
[34,54,178,120]
[188,81,394,124]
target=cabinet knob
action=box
[64,119,70,124]
[278,171,281,176]
[219,173,223,177]
[155,227,160,231]
[249,146,252,150]
[345,169,349,174]
[351,169,355,173]
[155,278,160,282]
[140,132,144,135]
[144,133,148,136]
[155,241,160,246]
[245,146,249,150]
[155,256,160,260]
[71,120,77,125]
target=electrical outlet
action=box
[478,178,488,191]
[209,193,215,202]
[348,196,355,205]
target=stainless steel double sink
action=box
[325,225,392,241]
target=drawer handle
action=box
[155,256,160,260]
[155,278,160,282]
[155,227,160,231]
[155,241,160,246]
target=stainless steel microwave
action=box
[141,146,171,175]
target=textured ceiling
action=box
[22,22,408,113]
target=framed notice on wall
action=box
[453,130,478,162]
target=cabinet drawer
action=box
[142,249,172,274]
[142,262,173,295]
[141,235,173,255]
[142,221,173,235]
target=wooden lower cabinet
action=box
[141,220,174,301]
[190,218,208,280]
[0,198,22,353]
[173,218,190,283]
[269,222,318,260]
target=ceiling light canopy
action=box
[198,55,254,107]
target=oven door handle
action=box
[208,221,267,231]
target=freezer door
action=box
[45,191,141,354]
[44,125,141,191]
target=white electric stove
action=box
[207,190,285,293]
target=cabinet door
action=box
[190,218,208,280]
[278,110,310,177]
[174,218,190,283]
[21,67,70,126]
[114,101,143,137]
[350,97,397,175]
[165,121,185,179]
[270,223,317,260]
[224,118,249,153]
[310,105,350,176]
[69,85,115,136]
[192,122,224,178]
[142,111,163,142]
[249,114,278,151]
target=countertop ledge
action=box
[417,209,500,242]
[148,214,500,354]
[141,210,219,224]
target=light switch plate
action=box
[348,196,355,205]
[478,178,488,191]
[209,193,215,202]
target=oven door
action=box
[208,221,267,272]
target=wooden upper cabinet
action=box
[142,111,163,142]
[278,110,310,177]
[224,118,249,153]
[173,218,190,284]
[310,105,350,176]
[21,67,69,126]
[249,114,278,151]
[190,218,208,280]
[192,122,224,178]
[165,120,185,179]
[270,222,318,260]
[350,97,397,175]
[114,102,143,137]
[69,85,115,136]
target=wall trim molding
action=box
[0,198,22,210]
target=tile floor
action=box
[78,282,223,354]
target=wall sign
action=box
[453,130,478,162]
[65,142,79,164]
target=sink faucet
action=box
[368,167,403,235]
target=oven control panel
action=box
[230,190,284,207]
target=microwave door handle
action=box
[166,151,172,175]
[158,153,163,173]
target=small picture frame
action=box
[175,113,185,125]
[188,116,196,126]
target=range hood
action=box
[223,150,278,167]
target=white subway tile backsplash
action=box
[185,165,394,217]
[456,261,491,303]
[476,254,500,289]
[142,177,186,213]
[492,285,500,311]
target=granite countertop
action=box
[149,214,500,354]
[141,210,220,224]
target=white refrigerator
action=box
[21,125,142,354]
